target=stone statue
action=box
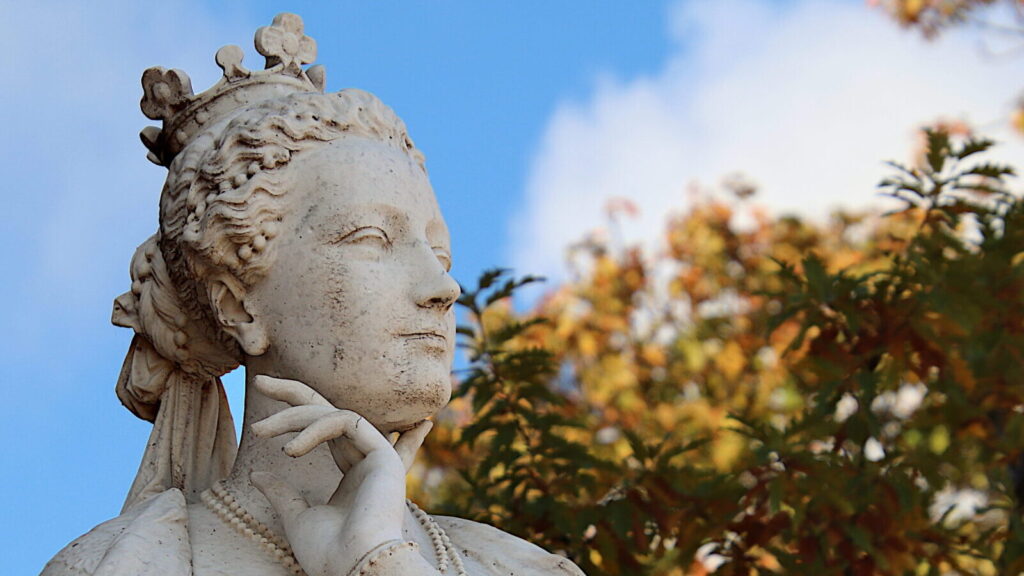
[42,14,584,576]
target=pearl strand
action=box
[405,499,468,576]
[201,481,306,576]
[202,480,467,576]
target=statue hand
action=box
[250,375,432,473]
[249,375,433,576]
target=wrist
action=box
[350,529,404,555]
[346,540,436,576]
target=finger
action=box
[338,439,366,471]
[254,374,332,407]
[394,420,433,472]
[251,405,336,438]
[327,436,364,474]
[250,471,309,531]
[333,448,352,474]
[284,411,390,458]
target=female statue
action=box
[42,13,584,576]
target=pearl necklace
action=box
[202,481,306,576]
[202,481,468,576]
[406,499,469,576]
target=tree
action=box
[873,0,1024,133]
[872,0,1003,39]
[412,128,1023,575]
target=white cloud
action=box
[0,1,255,355]
[510,0,1024,281]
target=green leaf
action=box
[955,137,994,159]
[478,268,510,290]
[925,128,951,174]
[961,162,1015,179]
[802,254,828,300]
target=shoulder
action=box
[41,489,192,576]
[434,515,586,576]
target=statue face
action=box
[245,137,458,432]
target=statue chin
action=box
[369,378,453,434]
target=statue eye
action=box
[340,226,390,246]
[434,248,452,272]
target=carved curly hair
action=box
[129,89,425,377]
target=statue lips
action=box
[399,330,449,355]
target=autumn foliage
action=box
[410,129,1024,575]
[872,0,1024,134]
[871,0,1000,38]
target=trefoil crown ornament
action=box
[139,13,326,167]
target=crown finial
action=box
[140,13,326,167]
[255,13,316,73]
[140,68,194,121]
[215,46,248,81]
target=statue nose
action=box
[416,269,460,311]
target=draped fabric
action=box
[41,489,193,576]
[116,336,237,510]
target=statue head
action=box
[112,13,457,508]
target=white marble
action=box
[42,13,584,576]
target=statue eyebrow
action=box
[315,204,410,238]
[426,218,450,247]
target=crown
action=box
[139,13,326,167]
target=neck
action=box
[218,368,344,533]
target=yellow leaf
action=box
[678,339,707,372]
[641,344,667,367]
[1012,251,1024,267]
[654,404,678,430]
[929,426,950,455]
[904,0,924,19]
[578,332,598,358]
[715,340,747,380]
[711,430,745,471]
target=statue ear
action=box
[208,275,269,356]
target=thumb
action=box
[251,470,309,532]
[394,420,433,472]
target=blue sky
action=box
[3,1,1023,572]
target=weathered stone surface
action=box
[42,12,584,576]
